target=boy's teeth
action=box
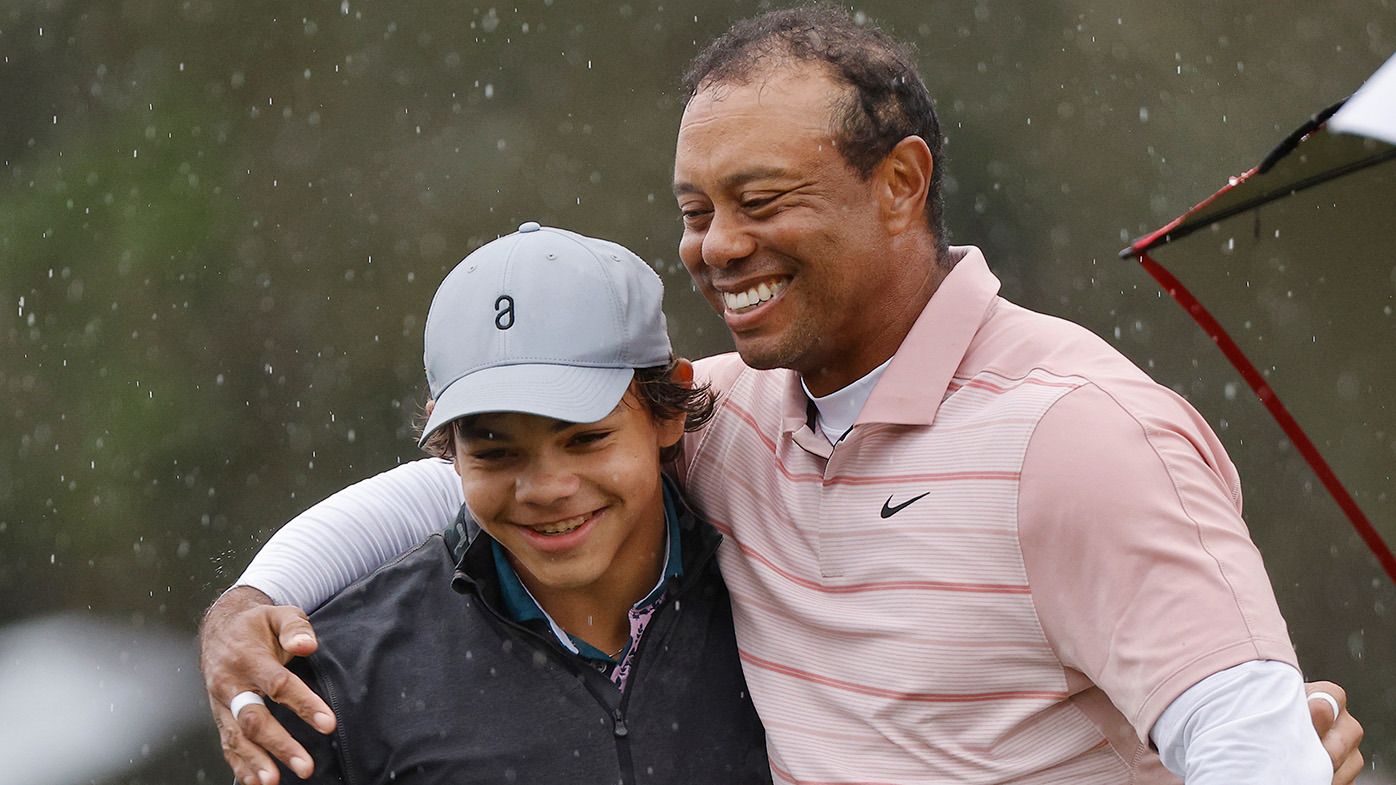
[722,279,787,312]
[533,514,587,535]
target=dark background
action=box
[2,1,1392,782]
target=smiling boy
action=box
[261,222,769,784]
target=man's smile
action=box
[720,277,790,313]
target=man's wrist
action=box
[201,585,274,639]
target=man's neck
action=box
[801,256,945,397]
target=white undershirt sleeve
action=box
[1150,660,1331,784]
[235,458,464,610]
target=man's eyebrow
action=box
[672,166,793,196]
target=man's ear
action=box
[877,136,933,235]
[425,399,436,417]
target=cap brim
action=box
[419,364,636,447]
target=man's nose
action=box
[514,454,581,506]
[701,210,757,270]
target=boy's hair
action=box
[419,357,714,463]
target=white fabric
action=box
[800,358,891,444]
[1328,54,1396,145]
[1151,660,1331,785]
[233,441,1331,782]
[229,691,265,722]
[236,458,462,609]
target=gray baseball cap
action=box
[418,221,672,447]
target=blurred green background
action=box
[1,0,1392,782]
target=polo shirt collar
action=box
[857,246,1000,427]
[776,246,1000,437]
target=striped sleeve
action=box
[236,458,464,610]
[1018,383,1297,740]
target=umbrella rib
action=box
[1122,147,1396,256]
[1137,251,1396,586]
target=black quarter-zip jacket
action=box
[271,498,771,785]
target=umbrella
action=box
[1121,54,1396,585]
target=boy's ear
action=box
[672,358,695,388]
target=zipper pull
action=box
[612,708,629,738]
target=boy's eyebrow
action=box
[458,424,509,441]
[457,418,583,441]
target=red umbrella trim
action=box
[1137,251,1396,585]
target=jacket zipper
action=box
[457,522,724,785]
[314,665,363,785]
[468,590,634,781]
[611,531,723,784]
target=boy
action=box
[264,222,769,783]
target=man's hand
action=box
[1305,681,1364,785]
[200,586,335,785]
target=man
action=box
[253,223,769,783]
[202,6,1365,785]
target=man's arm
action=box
[238,458,462,608]
[205,457,461,784]
[201,587,330,785]
[1018,383,1360,783]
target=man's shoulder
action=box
[969,298,1157,392]
[693,352,749,394]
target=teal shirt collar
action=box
[492,480,684,660]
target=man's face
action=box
[672,64,895,394]
[451,390,684,600]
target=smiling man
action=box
[202,6,1364,785]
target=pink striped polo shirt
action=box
[677,246,1298,784]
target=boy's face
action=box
[451,388,685,599]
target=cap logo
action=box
[494,294,515,330]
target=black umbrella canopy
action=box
[1124,55,1396,584]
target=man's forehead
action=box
[686,64,840,116]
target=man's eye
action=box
[470,449,510,462]
[680,208,711,223]
[741,195,777,210]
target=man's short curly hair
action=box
[682,3,947,260]
[419,357,713,463]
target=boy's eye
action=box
[469,448,511,462]
[571,430,613,446]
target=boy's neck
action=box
[518,504,669,657]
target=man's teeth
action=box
[722,279,786,312]
[532,514,588,535]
